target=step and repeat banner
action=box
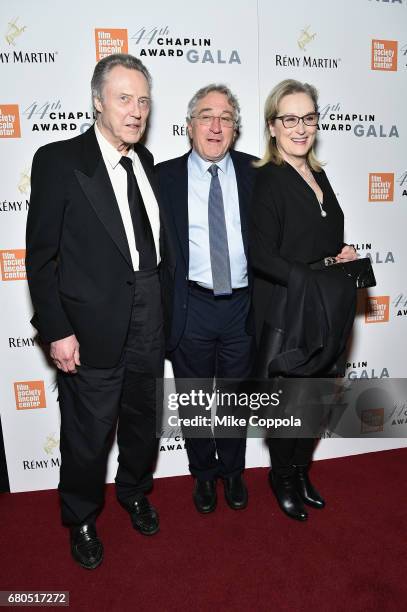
[1,0,406,492]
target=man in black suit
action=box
[26,54,172,569]
[157,84,256,514]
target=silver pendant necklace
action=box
[296,164,328,218]
[319,203,327,218]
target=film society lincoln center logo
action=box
[0,104,21,137]
[14,381,46,410]
[371,40,398,71]
[365,296,390,323]
[0,249,26,280]
[95,28,128,61]
[361,408,384,434]
[369,173,394,202]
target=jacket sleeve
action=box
[25,145,74,343]
[249,169,292,286]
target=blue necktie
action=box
[208,164,232,296]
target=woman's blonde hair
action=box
[255,79,323,171]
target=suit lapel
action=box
[167,153,189,266]
[74,126,132,267]
[136,144,160,203]
[231,150,250,256]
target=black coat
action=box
[250,161,356,377]
[26,125,175,368]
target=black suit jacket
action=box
[26,125,174,368]
[156,149,257,352]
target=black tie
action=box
[119,156,156,270]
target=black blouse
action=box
[250,161,344,287]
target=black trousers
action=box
[268,438,316,477]
[170,284,254,481]
[57,269,164,527]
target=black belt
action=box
[188,281,248,294]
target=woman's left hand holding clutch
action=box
[335,245,358,263]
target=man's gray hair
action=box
[186,84,241,130]
[91,53,152,111]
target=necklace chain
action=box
[297,165,313,184]
[292,163,327,218]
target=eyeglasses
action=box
[274,113,320,128]
[191,113,236,128]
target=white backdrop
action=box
[1,0,406,492]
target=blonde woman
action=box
[250,80,357,521]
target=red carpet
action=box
[0,448,405,612]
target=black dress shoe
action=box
[70,523,103,570]
[128,496,160,535]
[269,471,308,521]
[193,479,217,513]
[295,465,326,509]
[223,474,248,510]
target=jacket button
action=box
[183,303,187,309]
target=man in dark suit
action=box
[26,54,171,569]
[157,84,256,514]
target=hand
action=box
[335,245,358,263]
[50,334,81,373]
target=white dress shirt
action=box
[95,123,160,271]
[187,149,247,289]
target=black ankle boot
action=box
[295,465,325,509]
[269,471,307,521]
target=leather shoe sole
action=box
[301,494,325,509]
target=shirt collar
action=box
[189,148,231,178]
[94,122,135,169]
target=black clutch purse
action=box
[310,257,376,289]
